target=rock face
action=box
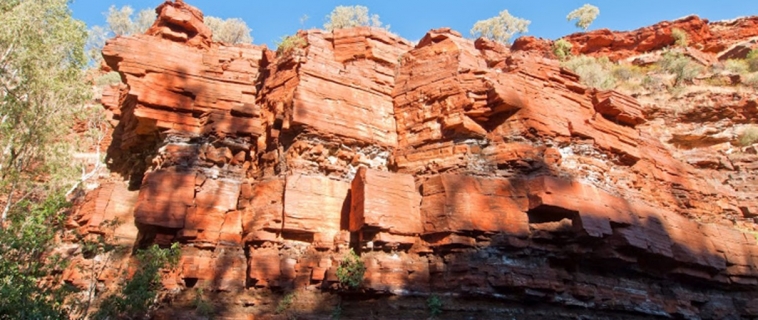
[68,1,758,318]
[517,15,758,62]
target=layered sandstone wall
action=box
[64,1,758,318]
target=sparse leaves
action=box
[671,28,688,47]
[567,4,600,31]
[324,5,383,31]
[562,55,616,90]
[657,51,702,86]
[205,16,253,44]
[747,49,758,72]
[739,126,758,146]
[106,5,154,36]
[470,10,530,44]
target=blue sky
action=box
[69,1,757,48]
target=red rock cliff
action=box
[67,1,758,318]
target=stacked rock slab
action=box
[76,1,758,318]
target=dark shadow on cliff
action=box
[327,150,758,319]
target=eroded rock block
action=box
[241,178,285,242]
[283,174,349,247]
[420,174,529,236]
[350,167,421,235]
[134,170,195,228]
[593,90,646,127]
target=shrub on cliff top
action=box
[276,34,307,56]
[567,4,600,31]
[552,38,573,61]
[324,5,383,31]
[106,5,154,36]
[471,9,530,44]
[205,16,253,44]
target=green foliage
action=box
[612,64,644,82]
[106,5,154,36]
[567,4,600,30]
[747,49,758,72]
[331,302,342,320]
[276,35,307,56]
[0,193,71,320]
[87,5,154,67]
[95,71,123,86]
[324,5,383,31]
[86,25,109,67]
[725,59,750,74]
[739,126,758,146]
[552,38,573,61]
[743,72,758,88]
[275,292,295,314]
[471,10,530,44]
[336,249,366,289]
[205,16,253,44]
[671,28,688,47]
[0,0,89,224]
[427,295,443,318]
[93,243,181,319]
[562,55,616,90]
[193,288,215,318]
[657,51,703,86]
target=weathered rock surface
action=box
[66,1,758,318]
[519,15,758,63]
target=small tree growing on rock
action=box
[205,16,253,44]
[671,28,688,47]
[553,38,573,61]
[324,5,383,31]
[567,4,600,31]
[336,248,366,289]
[470,9,530,44]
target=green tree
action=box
[470,10,530,44]
[205,16,253,44]
[93,244,181,319]
[105,5,154,36]
[0,0,89,224]
[0,1,89,316]
[0,194,72,319]
[567,4,600,31]
[85,25,109,67]
[324,5,383,31]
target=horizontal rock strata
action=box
[65,1,758,318]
